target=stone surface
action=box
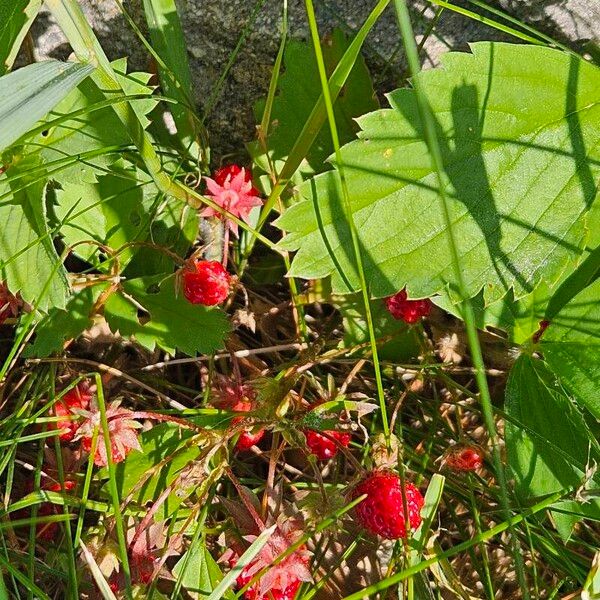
[30,0,600,158]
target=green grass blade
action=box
[241,0,390,269]
[206,524,276,600]
[0,0,42,74]
[391,0,530,595]
[141,0,199,151]
[94,374,132,598]
[340,489,567,599]
[0,60,94,152]
[304,0,390,440]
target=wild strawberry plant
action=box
[0,0,599,599]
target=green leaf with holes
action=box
[276,43,600,304]
[104,276,229,355]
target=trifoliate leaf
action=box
[104,276,229,355]
[276,43,600,303]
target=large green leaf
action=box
[0,60,94,152]
[0,157,69,310]
[0,0,42,74]
[249,29,378,185]
[542,277,600,419]
[104,276,229,356]
[276,43,600,303]
[505,355,600,535]
[54,163,197,273]
[24,284,107,357]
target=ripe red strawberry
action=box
[384,289,432,324]
[183,260,231,306]
[305,429,351,460]
[351,471,424,539]
[232,401,265,451]
[50,381,93,441]
[213,164,259,196]
[444,444,484,472]
[237,569,301,600]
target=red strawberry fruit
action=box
[237,569,301,600]
[444,444,484,472]
[232,401,265,451]
[50,381,93,442]
[305,429,351,461]
[183,260,231,306]
[351,471,424,539]
[384,289,432,324]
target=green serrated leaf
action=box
[173,544,234,599]
[249,29,378,186]
[109,423,200,519]
[0,0,42,74]
[0,156,69,310]
[104,276,229,355]
[0,60,94,153]
[276,43,600,303]
[24,284,106,357]
[505,355,600,537]
[29,60,156,183]
[542,277,600,419]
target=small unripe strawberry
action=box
[351,471,424,539]
[232,401,265,451]
[183,260,231,306]
[305,429,351,460]
[384,289,432,324]
[444,444,484,472]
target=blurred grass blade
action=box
[0,0,42,74]
[0,60,94,152]
[79,540,118,600]
[142,0,199,152]
[206,524,276,600]
[411,473,445,558]
[583,551,600,600]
